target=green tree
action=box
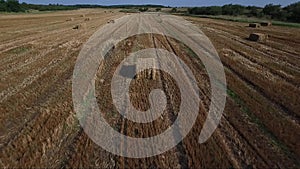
[171,8,177,13]
[139,7,148,12]
[188,6,222,15]
[284,2,300,22]
[0,0,7,12]
[246,6,263,17]
[222,4,245,16]
[263,4,282,19]
[7,0,24,12]
[207,6,222,15]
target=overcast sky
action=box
[20,0,299,7]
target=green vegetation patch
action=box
[119,9,139,13]
[8,46,31,54]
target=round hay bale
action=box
[73,25,79,29]
[73,23,87,30]
[84,17,91,21]
[249,33,268,42]
[80,14,85,17]
[249,23,260,28]
[107,20,115,24]
[66,18,74,21]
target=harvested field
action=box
[0,9,299,168]
[66,17,74,21]
[185,16,300,167]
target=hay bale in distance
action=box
[80,14,85,17]
[73,23,87,30]
[249,33,268,42]
[84,17,91,21]
[66,18,74,21]
[107,20,115,24]
[249,23,260,28]
[260,22,272,26]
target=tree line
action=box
[0,0,78,12]
[0,0,165,12]
[0,0,299,23]
[187,2,300,23]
